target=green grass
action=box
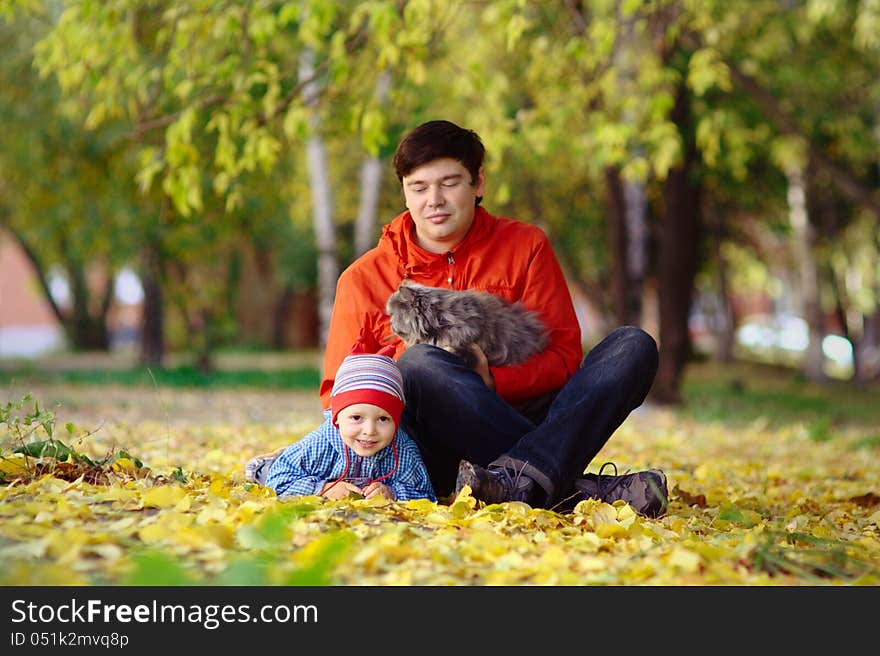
[3,354,879,436]
[0,364,320,389]
[678,359,880,430]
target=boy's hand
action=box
[362,481,394,500]
[320,481,363,499]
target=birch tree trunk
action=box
[787,166,825,381]
[354,157,383,257]
[609,11,648,326]
[299,47,337,349]
[354,72,391,257]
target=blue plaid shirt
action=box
[265,411,436,502]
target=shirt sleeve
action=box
[386,433,437,502]
[264,425,336,499]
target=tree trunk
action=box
[623,175,648,324]
[706,200,735,362]
[139,240,164,366]
[855,307,880,384]
[854,96,880,383]
[65,258,110,351]
[652,79,702,405]
[300,47,337,349]
[604,167,630,327]
[714,247,736,363]
[602,12,649,327]
[273,284,295,349]
[605,165,647,328]
[354,71,391,257]
[9,228,69,326]
[195,308,215,373]
[10,229,111,351]
[354,156,383,257]
[787,166,825,382]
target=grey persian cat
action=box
[385,280,549,368]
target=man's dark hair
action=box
[393,120,486,191]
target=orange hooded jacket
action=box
[319,206,583,409]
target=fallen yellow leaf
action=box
[142,485,188,508]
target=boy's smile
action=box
[336,403,396,457]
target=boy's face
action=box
[402,157,485,254]
[336,403,396,457]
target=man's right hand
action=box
[469,343,496,391]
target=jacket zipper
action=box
[446,252,455,288]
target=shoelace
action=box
[598,462,668,515]
[484,461,531,496]
[549,463,667,515]
[547,461,627,512]
[596,461,632,500]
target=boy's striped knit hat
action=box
[330,328,405,427]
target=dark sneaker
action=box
[455,460,538,505]
[559,462,668,518]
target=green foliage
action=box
[216,530,354,586]
[236,503,316,551]
[168,466,187,484]
[3,0,880,397]
[127,550,196,586]
[806,417,834,443]
[0,394,56,440]
[679,361,879,429]
[15,439,80,461]
[750,529,879,583]
[0,393,149,484]
[226,503,352,586]
[850,434,880,450]
[0,365,320,389]
[281,531,355,586]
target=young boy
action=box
[250,330,436,502]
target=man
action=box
[320,119,667,516]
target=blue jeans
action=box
[397,326,659,505]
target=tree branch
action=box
[724,60,880,218]
[7,228,67,325]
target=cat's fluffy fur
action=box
[385,280,549,368]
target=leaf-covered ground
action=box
[1,381,878,586]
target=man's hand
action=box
[469,343,495,391]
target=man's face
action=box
[336,403,396,457]
[402,157,485,254]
